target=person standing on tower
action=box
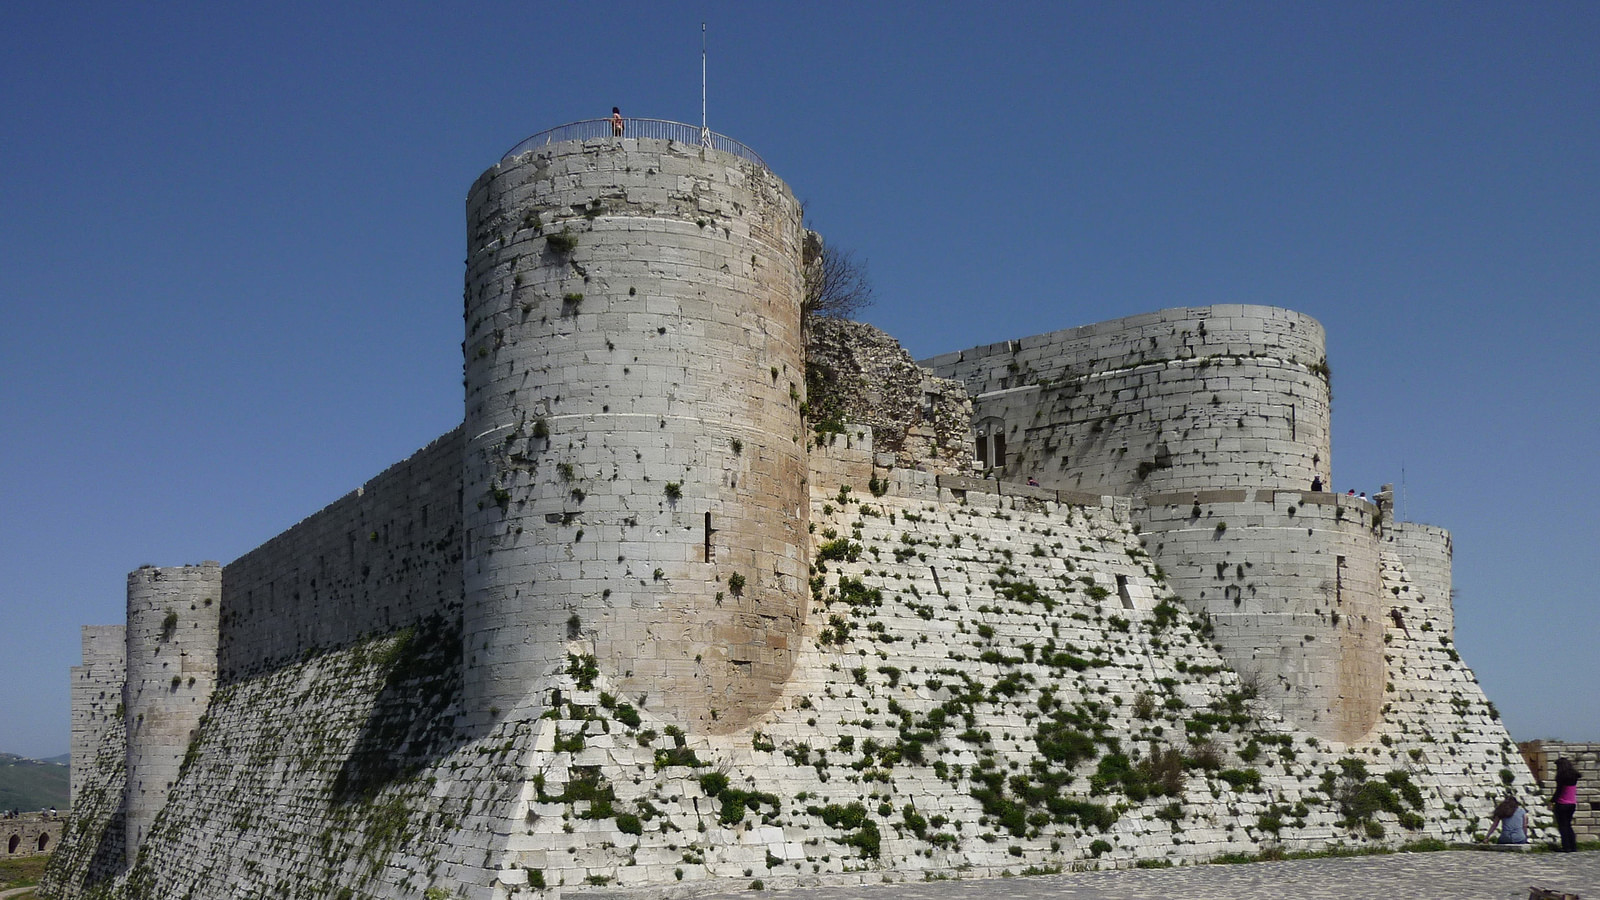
[611,107,624,136]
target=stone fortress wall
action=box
[1386,521,1454,638]
[218,427,464,681]
[922,307,1441,743]
[919,306,1331,495]
[1135,490,1385,742]
[44,126,1545,900]
[69,625,124,808]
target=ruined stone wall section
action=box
[807,425,876,502]
[1138,492,1384,743]
[218,427,464,680]
[2,813,65,859]
[1524,741,1600,844]
[71,625,124,807]
[804,317,973,473]
[461,138,807,735]
[123,564,220,859]
[1386,522,1454,639]
[922,306,1331,496]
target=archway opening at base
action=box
[37,831,49,851]
[7,834,18,854]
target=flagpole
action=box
[701,23,710,146]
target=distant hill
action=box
[0,753,69,812]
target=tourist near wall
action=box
[1522,741,1600,845]
[42,122,1539,900]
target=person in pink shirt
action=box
[1552,757,1580,852]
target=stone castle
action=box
[46,120,1536,900]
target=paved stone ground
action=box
[683,851,1598,900]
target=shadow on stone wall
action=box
[330,613,465,803]
[40,785,125,895]
[80,800,125,889]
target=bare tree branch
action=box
[802,230,874,322]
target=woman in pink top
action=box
[1552,757,1580,852]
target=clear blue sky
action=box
[2,2,1595,760]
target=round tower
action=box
[1140,495,1385,743]
[1386,522,1454,638]
[461,125,807,734]
[124,562,220,858]
[924,306,1333,496]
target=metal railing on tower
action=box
[501,118,767,170]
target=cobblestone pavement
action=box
[685,851,1599,900]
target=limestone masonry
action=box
[4,813,63,860]
[46,122,1543,900]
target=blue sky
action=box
[2,2,1595,759]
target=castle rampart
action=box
[1386,521,1454,638]
[921,306,1330,495]
[123,563,219,858]
[1137,491,1385,741]
[461,135,808,733]
[218,427,463,681]
[70,625,124,807]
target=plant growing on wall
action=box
[545,230,578,255]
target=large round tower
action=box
[925,307,1385,743]
[461,123,808,734]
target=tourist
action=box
[611,107,624,136]
[1483,795,1529,844]
[1553,757,1580,851]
